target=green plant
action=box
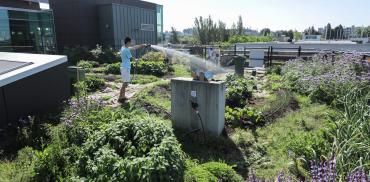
[229,35,273,43]
[90,44,120,64]
[77,118,186,181]
[63,46,94,65]
[104,62,121,75]
[131,74,160,84]
[266,66,282,75]
[285,131,331,164]
[84,75,105,92]
[326,86,370,180]
[141,51,165,62]
[185,162,243,182]
[201,162,244,182]
[225,106,263,127]
[185,166,217,182]
[77,60,94,72]
[133,61,170,77]
[0,147,36,182]
[225,75,253,108]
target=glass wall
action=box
[0,9,56,54]
[156,5,163,44]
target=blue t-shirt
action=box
[120,47,132,69]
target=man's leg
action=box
[118,82,128,102]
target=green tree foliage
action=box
[304,26,320,35]
[237,15,244,35]
[228,35,273,43]
[293,30,302,41]
[170,27,180,44]
[325,23,332,39]
[356,26,370,38]
[260,28,271,36]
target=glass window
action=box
[8,11,28,20]
[0,9,8,20]
[0,19,11,46]
[156,5,163,43]
[0,9,56,54]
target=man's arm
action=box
[129,44,146,51]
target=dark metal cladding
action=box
[0,62,70,128]
[49,0,160,51]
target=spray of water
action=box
[150,45,230,75]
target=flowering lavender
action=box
[347,169,369,182]
[310,158,337,182]
[61,95,103,127]
[282,52,370,104]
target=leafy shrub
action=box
[185,166,217,182]
[201,162,244,182]
[84,75,105,92]
[90,44,120,64]
[225,75,253,108]
[225,106,263,127]
[104,62,121,75]
[266,65,282,75]
[77,118,186,181]
[282,53,370,105]
[0,147,36,182]
[229,35,273,43]
[133,61,169,77]
[63,46,94,65]
[77,60,94,72]
[185,162,243,182]
[141,51,165,62]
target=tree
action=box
[237,15,244,35]
[260,28,271,36]
[193,16,231,44]
[194,16,207,44]
[333,25,344,39]
[293,30,302,41]
[287,30,294,40]
[325,23,332,40]
[230,23,237,36]
[170,27,179,44]
[218,21,229,42]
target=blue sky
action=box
[147,0,370,32]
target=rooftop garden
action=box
[0,47,369,181]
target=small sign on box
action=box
[191,91,197,98]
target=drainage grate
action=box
[0,60,33,75]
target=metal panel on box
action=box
[171,78,226,136]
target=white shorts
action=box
[120,67,131,83]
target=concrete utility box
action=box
[171,78,226,136]
[249,49,265,68]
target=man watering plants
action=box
[118,37,149,103]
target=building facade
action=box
[49,0,163,51]
[302,35,322,41]
[0,0,57,54]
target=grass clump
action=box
[185,161,243,182]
